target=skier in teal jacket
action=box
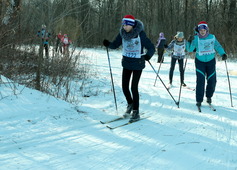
[188,21,227,107]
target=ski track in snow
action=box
[0,48,237,169]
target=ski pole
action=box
[106,47,118,112]
[224,60,233,107]
[148,61,179,106]
[154,51,165,86]
[177,57,188,108]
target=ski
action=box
[106,122,131,129]
[100,117,125,124]
[100,113,144,124]
[168,84,195,91]
[183,86,195,91]
[196,103,216,112]
[208,103,216,111]
[106,116,150,130]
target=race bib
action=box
[198,37,215,56]
[122,36,141,58]
[63,38,69,44]
[173,42,185,56]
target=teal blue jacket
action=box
[188,34,226,62]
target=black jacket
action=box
[108,20,155,70]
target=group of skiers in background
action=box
[36,24,72,57]
[34,16,228,124]
[55,31,72,55]
[103,15,227,123]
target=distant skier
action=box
[156,32,167,63]
[166,31,189,87]
[103,15,155,123]
[55,31,63,53]
[61,34,72,55]
[188,21,227,107]
[36,24,51,57]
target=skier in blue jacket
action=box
[103,15,155,122]
[37,24,51,57]
[188,21,227,107]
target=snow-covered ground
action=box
[0,48,237,170]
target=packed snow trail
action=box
[0,48,237,169]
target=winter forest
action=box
[1,0,237,100]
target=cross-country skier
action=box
[156,32,167,63]
[36,24,51,57]
[103,15,155,123]
[188,21,227,107]
[166,31,189,87]
[55,31,63,53]
[61,34,72,55]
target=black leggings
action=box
[157,48,165,63]
[169,57,184,84]
[122,68,142,111]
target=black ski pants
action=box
[195,58,216,103]
[122,68,142,111]
[157,48,165,63]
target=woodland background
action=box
[0,0,236,102]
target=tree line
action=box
[1,0,237,52]
[0,0,236,102]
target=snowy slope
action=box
[0,48,237,170]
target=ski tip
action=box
[106,125,114,130]
[100,121,105,124]
[197,106,201,112]
[208,104,216,111]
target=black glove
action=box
[103,39,110,47]
[142,54,151,61]
[188,35,194,43]
[222,54,227,60]
[194,26,199,33]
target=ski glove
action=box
[194,26,199,33]
[222,54,227,61]
[103,39,110,47]
[188,35,194,43]
[142,54,151,61]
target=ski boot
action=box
[129,110,140,123]
[196,102,201,107]
[123,103,133,118]
[181,82,187,87]
[167,82,172,89]
[206,98,212,104]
